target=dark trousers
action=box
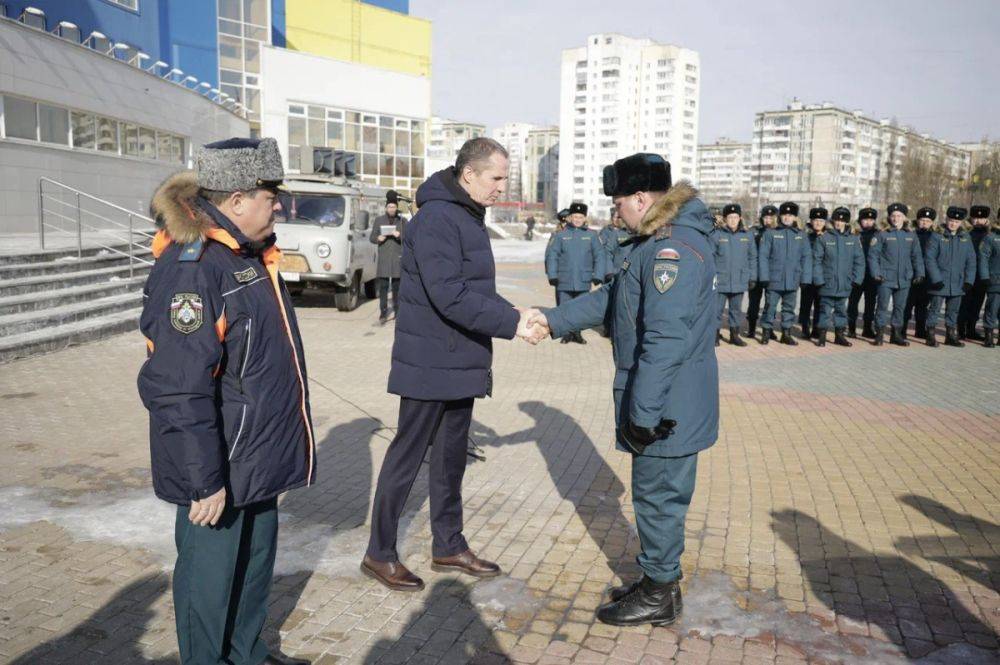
[959,281,988,332]
[556,290,586,305]
[876,284,910,329]
[984,292,1000,330]
[903,282,930,333]
[927,295,962,330]
[818,296,848,329]
[762,289,798,331]
[378,277,400,318]
[798,284,821,332]
[173,498,277,665]
[848,277,878,329]
[631,452,698,583]
[746,283,765,325]
[716,291,745,328]
[367,397,474,562]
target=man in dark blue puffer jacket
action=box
[363,138,533,591]
[138,138,313,665]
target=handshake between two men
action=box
[514,308,551,345]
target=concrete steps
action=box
[0,242,151,363]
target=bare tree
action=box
[966,148,1000,212]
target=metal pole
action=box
[38,179,45,249]
[76,191,83,259]
[128,213,134,279]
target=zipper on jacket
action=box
[237,318,252,394]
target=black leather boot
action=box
[716,331,721,347]
[800,323,811,339]
[873,327,884,346]
[729,327,747,347]
[889,326,909,347]
[834,328,851,347]
[926,331,938,347]
[968,326,985,342]
[862,322,875,339]
[608,572,684,609]
[780,329,798,346]
[815,329,826,347]
[915,324,927,339]
[847,322,857,338]
[560,335,572,344]
[958,322,967,340]
[596,575,681,627]
[945,327,964,347]
[900,326,909,341]
[986,330,996,348]
[575,331,588,345]
[747,319,757,339]
[760,329,770,345]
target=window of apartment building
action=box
[602,69,619,78]
[685,76,697,84]
[656,84,668,91]
[685,64,697,72]
[602,57,621,65]
[574,142,585,149]
[576,60,587,68]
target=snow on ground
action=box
[490,239,547,264]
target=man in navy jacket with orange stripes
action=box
[138,138,312,665]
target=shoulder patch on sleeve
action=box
[170,293,204,333]
[655,247,681,261]
[177,239,205,262]
[653,261,679,293]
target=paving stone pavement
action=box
[0,254,998,664]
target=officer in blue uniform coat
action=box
[758,202,812,345]
[903,207,937,339]
[959,206,992,340]
[710,203,756,347]
[529,154,718,627]
[746,205,777,340]
[978,213,1000,347]
[547,208,571,303]
[599,207,633,281]
[868,202,926,346]
[847,207,881,338]
[545,201,605,344]
[812,207,865,347]
[799,208,828,339]
[924,207,978,347]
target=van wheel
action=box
[364,278,377,299]
[335,272,361,311]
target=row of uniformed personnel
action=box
[710,201,1000,348]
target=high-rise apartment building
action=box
[426,117,485,173]
[558,33,700,218]
[696,139,752,209]
[491,122,535,203]
[523,127,560,212]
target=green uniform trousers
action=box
[173,497,278,665]
[630,452,699,583]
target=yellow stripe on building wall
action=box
[285,0,432,78]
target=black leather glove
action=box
[931,282,944,290]
[963,282,973,293]
[758,281,768,288]
[852,282,863,288]
[874,276,884,283]
[548,278,558,287]
[912,276,924,285]
[592,279,603,286]
[748,281,757,291]
[619,419,677,456]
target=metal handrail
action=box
[37,176,158,278]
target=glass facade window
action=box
[39,104,69,145]
[4,96,38,140]
[71,112,96,149]
[96,117,119,152]
[217,0,269,124]
[287,103,428,197]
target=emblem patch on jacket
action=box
[653,261,679,293]
[656,247,680,261]
[234,267,258,283]
[170,293,204,334]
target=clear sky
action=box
[410,0,1000,144]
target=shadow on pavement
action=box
[771,508,999,659]
[361,579,510,664]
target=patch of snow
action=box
[54,255,81,262]
[491,239,547,264]
[470,577,541,615]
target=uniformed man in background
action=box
[868,203,925,346]
[978,210,1000,347]
[711,203,756,347]
[545,201,605,344]
[370,190,407,325]
[758,202,812,345]
[924,206,977,347]
[811,207,864,346]
[600,206,632,282]
[960,205,992,340]
[847,207,881,338]
[904,207,937,340]
[746,205,777,340]
[524,154,718,628]
[799,207,828,339]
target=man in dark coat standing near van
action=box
[363,138,535,591]
[138,138,312,665]
[370,190,407,324]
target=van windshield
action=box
[276,193,346,227]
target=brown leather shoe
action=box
[361,555,425,592]
[431,549,501,578]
